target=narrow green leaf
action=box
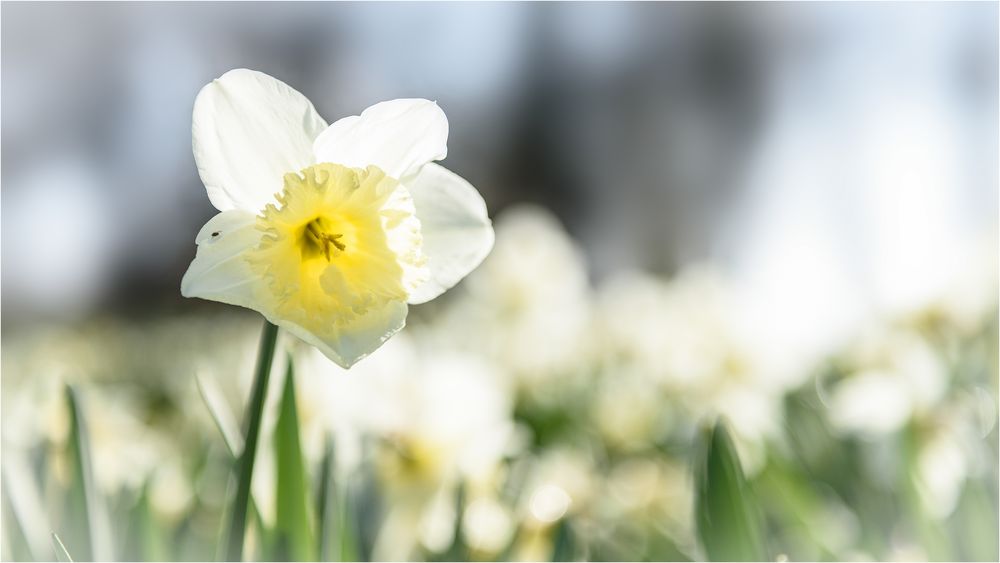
[64,386,114,561]
[315,437,358,562]
[134,484,169,561]
[334,467,359,562]
[51,532,73,562]
[441,482,468,561]
[197,370,245,457]
[316,437,336,561]
[1,490,34,561]
[249,499,275,562]
[270,355,316,561]
[2,460,48,561]
[695,419,766,562]
[349,451,383,562]
[550,518,575,562]
[226,320,279,561]
[211,427,262,562]
[951,478,1000,562]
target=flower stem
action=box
[226,320,280,561]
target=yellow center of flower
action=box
[246,163,427,337]
[304,219,347,260]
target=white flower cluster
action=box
[2,204,995,562]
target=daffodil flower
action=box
[181,69,494,368]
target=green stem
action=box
[226,321,280,561]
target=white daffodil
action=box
[181,69,494,367]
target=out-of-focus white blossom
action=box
[520,448,595,526]
[829,327,947,436]
[78,389,187,499]
[291,332,519,560]
[829,370,913,436]
[439,205,593,383]
[915,432,967,519]
[595,266,792,463]
[464,495,515,555]
[592,370,669,451]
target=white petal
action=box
[192,69,327,212]
[404,163,494,305]
[180,210,263,306]
[276,302,409,369]
[312,99,448,180]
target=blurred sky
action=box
[2,2,997,342]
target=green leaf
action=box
[315,438,334,561]
[203,377,266,562]
[550,518,575,562]
[51,532,73,562]
[63,386,114,561]
[695,419,766,562]
[441,482,468,561]
[1,490,34,561]
[2,461,47,561]
[127,484,169,561]
[270,355,316,561]
[226,320,280,561]
[315,437,358,562]
[196,370,244,457]
[315,437,347,562]
[951,478,1000,562]
[334,478,359,563]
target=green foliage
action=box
[1,477,40,561]
[2,305,997,563]
[316,438,336,561]
[316,437,359,562]
[550,518,575,562]
[197,370,244,456]
[226,320,280,561]
[63,385,113,561]
[695,420,766,562]
[50,533,73,562]
[121,485,169,561]
[269,357,316,561]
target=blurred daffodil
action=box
[181,69,494,367]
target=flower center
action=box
[303,217,347,261]
[245,163,428,335]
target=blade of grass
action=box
[951,478,999,561]
[1,496,33,562]
[270,356,316,561]
[51,532,73,562]
[2,457,48,561]
[197,369,245,456]
[316,437,335,561]
[134,484,169,561]
[226,320,279,561]
[442,482,468,561]
[208,409,262,562]
[64,386,114,561]
[351,447,382,562]
[335,473,359,563]
[316,446,358,561]
[694,419,766,562]
[550,518,575,562]
[320,458,359,563]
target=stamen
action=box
[305,219,346,261]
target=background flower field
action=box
[2,3,998,562]
[3,206,997,561]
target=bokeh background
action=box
[2,2,998,562]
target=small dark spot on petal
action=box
[211,231,221,237]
